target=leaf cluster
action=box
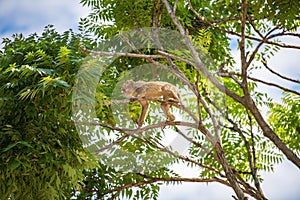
[0,25,96,199]
[76,0,300,199]
[268,92,300,154]
[72,162,176,200]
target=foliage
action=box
[70,162,178,199]
[268,92,300,154]
[79,0,229,63]
[77,0,300,199]
[1,0,299,199]
[0,26,96,199]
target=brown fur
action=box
[122,80,182,127]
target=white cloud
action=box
[268,47,300,81]
[0,0,90,37]
[158,162,234,200]
[159,182,234,200]
[0,1,299,199]
[230,35,300,103]
[158,32,300,200]
[261,161,300,200]
[158,160,300,200]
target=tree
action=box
[0,26,96,199]
[1,0,299,199]
[75,0,300,199]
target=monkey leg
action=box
[161,103,175,121]
[162,85,181,104]
[138,100,150,127]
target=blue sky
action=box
[0,0,300,200]
[0,0,88,37]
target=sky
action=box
[0,0,299,200]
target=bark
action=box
[214,142,247,199]
[162,0,247,198]
[246,97,300,168]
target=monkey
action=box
[121,79,182,127]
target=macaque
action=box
[121,79,182,127]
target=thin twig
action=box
[103,176,231,197]
[246,75,300,96]
[174,126,217,160]
[212,16,242,24]
[245,27,278,70]
[222,71,300,96]
[262,57,300,84]
[187,0,300,50]
[81,48,166,59]
[173,0,179,13]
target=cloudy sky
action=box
[0,0,299,200]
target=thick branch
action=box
[240,0,248,92]
[218,71,300,168]
[245,98,300,168]
[162,0,246,199]
[238,1,274,140]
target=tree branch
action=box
[240,0,248,91]
[244,97,300,168]
[162,0,246,199]
[219,71,300,96]
[103,96,199,123]
[103,176,231,198]
[81,47,166,59]
[245,75,300,96]
[261,57,300,84]
[187,0,300,50]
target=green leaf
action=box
[8,158,20,169]
[2,143,19,152]
[2,141,33,152]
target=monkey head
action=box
[121,79,135,98]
